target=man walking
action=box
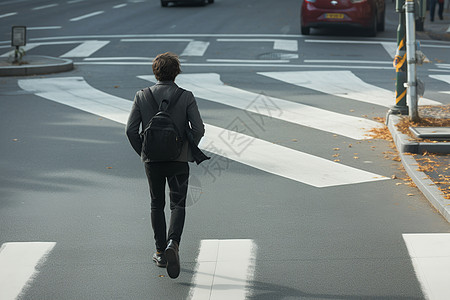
[126,52,205,279]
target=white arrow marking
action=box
[138,73,382,140]
[259,71,441,107]
[0,242,56,300]
[189,239,256,300]
[18,77,388,187]
[403,234,450,300]
[60,40,110,58]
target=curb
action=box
[387,114,450,223]
[0,55,73,76]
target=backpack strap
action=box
[142,88,159,111]
[142,87,185,112]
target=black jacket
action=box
[126,81,205,163]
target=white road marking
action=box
[1,44,40,57]
[32,3,58,10]
[181,41,210,57]
[121,38,193,42]
[18,77,132,125]
[0,41,92,57]
[402,234,450,300]
[304,60,392,65]
[189,239,256,300]
[200,124,388,187]
[430,74,450,95]
[436,64,450,69]
[83,57,154,61]
[27,26,62,30]
[60,40,110,58]
[138,73,383,140]
[30,34,303,41]
[122,38,209,57]
[76,61,153,65]
[381,42,397,59]
[0,242,56,300]
[0,12,17,19]
[75,61,392,69]
[70,11,104,22]
[207,59,290,63]
[217,38,298,52]
[258,71,441,107]
[113,3,127,8]
[305,39,397,59]
[430,74,450,84]
[18,77,388,187]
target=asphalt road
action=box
[1,0,450,299]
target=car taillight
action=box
[350,0,367,2]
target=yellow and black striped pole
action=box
[392,0,408,115]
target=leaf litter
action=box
[366,111,450,200]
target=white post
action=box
[404,0,419,121]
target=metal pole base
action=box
[389,105,409,115]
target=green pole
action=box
[392,0,408,115]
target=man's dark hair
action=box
[152,52,181,81]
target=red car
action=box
[301,0,385,36]
[161,0,213,6]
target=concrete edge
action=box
[387,114,450,223]
[0,55,73,76]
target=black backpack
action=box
[140,88,185,162]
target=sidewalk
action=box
[417,5,450,41]
[387,107,450,223]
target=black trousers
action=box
[145,161,189,252]
[430,0,444,21]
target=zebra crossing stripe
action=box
[217,38,298,52]
[429,75,450,85]
[402,234,450,300]
[201,123,388,187]
[138,73,383,140]
[18,77,388,187]
[0,242,56,300]
[429,75,450,95]
[189,239,256,300]
[18,77,132,125]
[181,41,210,57]
[60,41,110,58]
[258,71,442,107]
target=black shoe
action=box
[165,240,180,279]
[152,251,167,268]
